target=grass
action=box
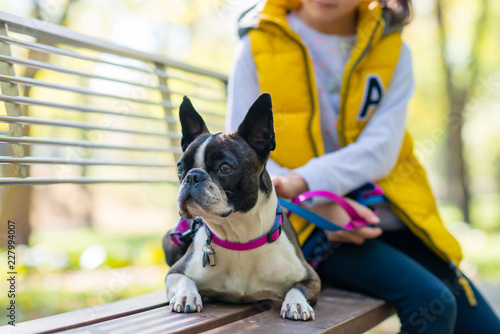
[0,228,167,325]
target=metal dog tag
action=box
[206,247,216,267]
[202,244,216,268]
[202,251,208,268]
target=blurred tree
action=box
[436,0,488,222]
[0,0,78,245]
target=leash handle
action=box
[292,190,370,229]
[284,186,384,231]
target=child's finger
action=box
[328,230,365,245]
[356,226,383,239]
[271,175,282,187]
[346,198,380,224]
[272,177,285,196]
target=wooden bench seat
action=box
[206,289,394,334]
[1,288,394,334]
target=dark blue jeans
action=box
[315,228,500,334]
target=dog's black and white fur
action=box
[162,93,320,320]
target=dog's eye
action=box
[219,163,233,175]
[177,163,183,178]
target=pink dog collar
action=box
[204,203,283,251]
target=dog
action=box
[162,93,320,320]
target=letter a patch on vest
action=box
[357,74,384,120]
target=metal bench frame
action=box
[0,10,227,186]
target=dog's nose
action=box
[185,170,206,185]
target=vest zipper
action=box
[451,262,478,306]
[265,23,319,157]
[338,19,382,148]
[387,196,477,306]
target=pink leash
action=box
[291,189,380,230]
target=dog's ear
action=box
[237,93,276,158]
[179,96,209,152]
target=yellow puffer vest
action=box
[245,0,476,306]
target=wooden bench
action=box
[3,289,394,334]
[0,10,394,333]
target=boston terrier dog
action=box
[162,93,320,321]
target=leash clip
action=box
[170,217,203,247]
[267,205,283,243]
[202,225,216,268]
[181,217,203,243]
[267,224,282,244]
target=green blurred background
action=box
[0,0,499,331]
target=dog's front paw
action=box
[280,288,315,321]
[169,292,203,313]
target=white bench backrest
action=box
[0,10,227,186]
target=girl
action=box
[226,0,500,333]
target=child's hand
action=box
[325,226,382,245]
[313,198,382,245]
[271,173,308,199]
[271,174,382,244]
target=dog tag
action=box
[202,251,208,268]
[202,244,216,268]
[206,247,216,267]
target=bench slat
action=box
[0,92,174,121]
[0,156,174,168]
[1,291,168,334]
[0,115,178,137]
[0,77,175,111]
[204,289,394,334]
[0,135,181,152]
[59,301,272,334]
[0,177,177,186]
[0,54,168,92]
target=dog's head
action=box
[176,93,275,221]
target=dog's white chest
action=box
[184,230,307,303]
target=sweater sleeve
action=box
[225,35,291,176]
[293,43,415,195]
[225,36,260,133]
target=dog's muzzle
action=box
[184,168,207,186]
[177,168,210,218]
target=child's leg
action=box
[378,228,500,334]
[316,238,458,333]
